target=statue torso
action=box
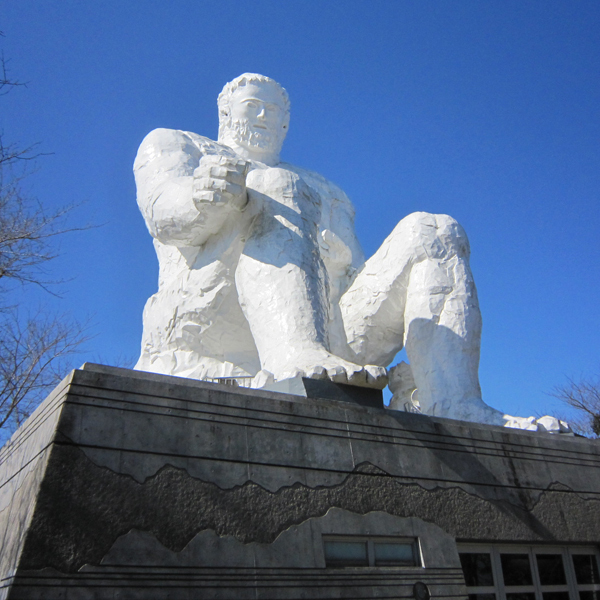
[148,132,353,293]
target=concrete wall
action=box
[1,363,600,599]
[0,373,73,600]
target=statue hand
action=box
[193,154,249,211]
[319,229,352,266]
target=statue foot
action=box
[503,414,572,434]
[427,396,572,434]
[427,396,506,426]
[270,351,388,390]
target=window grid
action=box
[323,535,421,568]
[458,544,600,600]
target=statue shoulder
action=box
[282,162,355,216]
[135,128,236,171]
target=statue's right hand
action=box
[193,154,249,211]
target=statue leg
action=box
[340,211,505,424]
[235,255,386,387]
[234,170,386,388]
[135,265,262,380]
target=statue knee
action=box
[434,213,470,259]
[396,212,470,260]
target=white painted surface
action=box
[134,73,568,433]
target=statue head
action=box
[217,73,290,165]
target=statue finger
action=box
[228,158,250,174]
[207,165,230,178]
[346,367,367,387]
[194,190,234,206]
[305,366,327,380]
[193,191,217,205]
[327,366,349,384]
[280,368,306,380]
[365,365,389,390]
[204,166,245,186]
[195,177,230,192]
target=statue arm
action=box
[320,192,365,279]
[134,128,246,247]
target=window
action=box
[323,536,420,568]
[460,552,495,588]
[458,545,600,600]
[572,552,600,600]
[324,540,369,567]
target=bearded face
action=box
[228,117,283,153]
[218,81,288,162]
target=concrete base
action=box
[261,375,384,408]
[1,363,600,599]
[301,377,384,408]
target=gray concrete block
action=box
[1,364,600,599]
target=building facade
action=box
[1,364,599,599]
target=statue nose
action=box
[257,106,266,119]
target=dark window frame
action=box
[458,544,600,600]
[323,535,421,568]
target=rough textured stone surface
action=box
[0,373,73,598]
[1,364,600,599]
[18,443,600,574]
[132,73,563,430]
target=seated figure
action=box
[133,73,567,431]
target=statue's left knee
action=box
[433,214,470,258]
[396,212,470,259]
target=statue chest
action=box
[246,166,324,228]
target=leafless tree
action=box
[0,311,87,432]
[550,375,600,438]
[1,46,23,94]
[0,47,88,440]
[0,158,81,292]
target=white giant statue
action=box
[134,73,568,432]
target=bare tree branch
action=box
[550,375,600,438]
[0,38,26,96]
[0,310,89,431]
[0,138,40,166]
[0,171,89,292]
[0,43,91,441]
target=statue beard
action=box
[224,118,282,156]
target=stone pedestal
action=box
[1,364,600,599]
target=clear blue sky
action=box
[2,1,599,420]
